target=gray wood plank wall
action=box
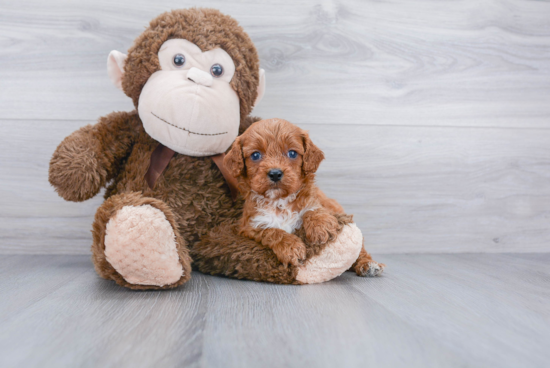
[1,0,550,254]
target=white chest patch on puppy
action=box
[250,193,317,234]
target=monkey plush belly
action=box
[104,131,243,245]
[159,154,244,244]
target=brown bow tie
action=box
[145,143,240,201]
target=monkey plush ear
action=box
[302,132,325,175]
[253,69,266,108]
[224,137,245,178]
[107,50,128,91]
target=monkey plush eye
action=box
[287,150,298,159]
[210,64,224,77]
[173,54,186,67]
[251,152,262,161]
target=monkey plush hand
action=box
[49,8,371,289]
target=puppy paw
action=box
[303,211,340,245]
[273,239,307,267]
[355,260,385,277]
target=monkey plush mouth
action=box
[138,56,241,156]
[151,112,228,136]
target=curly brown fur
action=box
[47,9,267,289]
[92,192,192,290]
[48,125,105,202]
[350,247,386,277]
[245,228,307,267]
[122,8,260,122]
[49,9,375,289]
[93,113,251,251]
[191,220,298,284]
[224,118,347,267]
[49,111,141,202]
[191,214,353,284]
[294,213,354,259]
[301,210,340,246]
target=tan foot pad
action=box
[104,204,183,287]
[296,223,363,284]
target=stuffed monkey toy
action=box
[49,8,379,290]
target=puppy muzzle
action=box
[268,169,284,183]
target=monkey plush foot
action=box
[295,223,363,284]
[92,192,192,290]
[192,214,377,285]
[104,205,183,286]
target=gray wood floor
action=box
[1,253,549,368]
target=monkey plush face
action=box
[137,39,240,156]
[106,9,266,156]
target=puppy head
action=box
[224,118,324,199]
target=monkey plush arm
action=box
[49,111,139,202]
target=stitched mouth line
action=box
[151,112,228,136]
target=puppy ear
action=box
[224,137,245,178]
[302,132,325,174]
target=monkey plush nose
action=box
[268,169,284,182]
[187,67,213,87]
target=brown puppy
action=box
[224,118,382,275]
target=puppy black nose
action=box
[268,169,283,182]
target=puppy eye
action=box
[287,150,298,159]
[210,64,224,77]
[251,152,262,161]
[173,54,186,67]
